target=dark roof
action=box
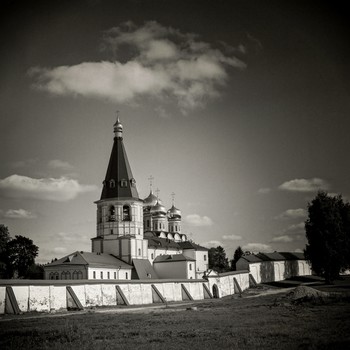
[279,252,305,260]
[239,254,262,263]
[133,259,159,279]
[45,251,132,268]
[256,252,286,261]
[153,254,196,263]
[147,236,181,250]
[178,241,208,251]
[100,131,139,200]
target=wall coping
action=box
[0,278,207,286]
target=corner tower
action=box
[92,117,147,263]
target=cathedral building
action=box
[44,118,208,280]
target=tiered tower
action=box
[92,117,148,263]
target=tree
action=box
[208,246,229,273]
[0,225,10,278]
[231,246,244,271]
[304,191,350,283]
[7,235,39,278]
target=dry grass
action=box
[1,288,350,349]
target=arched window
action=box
[110,179,115,188]
[123,205,130,221]
[138,248,141,256]
[109,206,116,221]
[73,271,78,280]
[54,272,59,280]
[77,271,83,279]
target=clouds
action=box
[242,243,271,253]
[279,178,329,192]
[201,240,224,249]
[0,174,97,202]
[271,235,294,243]
[1,209,37,219]
[222,234,242,241]
[185,214,213,227]
[275,208,307,220]
[48,159,74,171]
[29,21,246,113]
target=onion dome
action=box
[167,205,182,219]
[150,200,167,216]
[143,190,159,207]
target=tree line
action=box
[0,224,42,279]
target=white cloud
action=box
[29,21,246,114]
[201,240,224,249]
[294,248,303,253]
[242,243,272,253]
[185,214,213,227]
[48,159,74,170]
[275,208,307,220]
[271,235,294,243]
[279,178,329,192]
[222,234,242,241]
[258,187,271,194]
[3,209,37,219]
[284,222,305,233]
[0,174,97,202]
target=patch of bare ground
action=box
[1,286,350,349]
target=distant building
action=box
[236,251,312,283]
[44,118,208,280]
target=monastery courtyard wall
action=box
[0,271,251,314]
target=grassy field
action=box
[1,286,350,349]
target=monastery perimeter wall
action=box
[0,262,312,315]
[0,272,250,315]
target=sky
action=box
[1,0,349,264]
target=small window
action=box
[151,253,154,259]
[111,229,114,235]
[93,271,96,279]
[147,220,150,228]
[100,271,103,279]
[189,264,192,271]
[125,272,128,279]
[114,272,116,279]
[130,178,136,187]
[204,255,207,261]
[107,272,110,279]
[110,179,115,188]
[120,179,128,188]
[138,248,141,256]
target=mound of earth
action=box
[285,285,329,303]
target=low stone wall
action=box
[0,271,252,315]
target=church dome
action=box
[150,201,167,216]
[143,191,159,207]
[167,205,181,219]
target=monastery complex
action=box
[44,118,208,281]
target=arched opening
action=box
[123,205,131,221]
[212,284,219,298]
[109,206,116,221]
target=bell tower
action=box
[92,115,148,263]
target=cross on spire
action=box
[171,192,176,205]
[148,175,154,191]
[155,187,160,199]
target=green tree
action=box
[7,235,39,278]
[231,246,244,271]
[304,191,350,283]
[208,246,229,273]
